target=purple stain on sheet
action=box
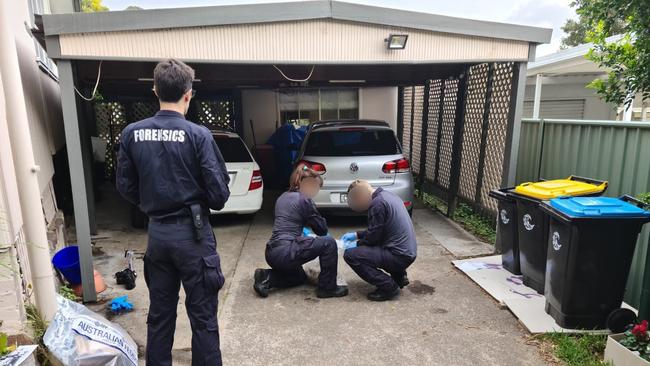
[484,263,503,270]
[507,276,524,286]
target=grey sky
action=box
[103,0,575,56]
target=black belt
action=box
[150,216,193,225]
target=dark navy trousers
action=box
[144,219,224,366]
[344,246,414,291]
[265,236,338,290]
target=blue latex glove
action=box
[110,295,133,314]
[341,232,357,242]
[343,240,358,251]
[302,227,313,237]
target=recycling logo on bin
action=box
[500,209,509,225]
[552,231,562,251]
[523,214,535,231]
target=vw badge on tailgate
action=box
[349,162,359,174]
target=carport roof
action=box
[42,0,552,44]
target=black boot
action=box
[367,286,400,301]
[316,285,349,298]
[253,268,271,298]
[392,274,410,288]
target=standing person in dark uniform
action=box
[253,165,348,299]
[341,179,417,301]
[116,59,230,366]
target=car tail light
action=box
[404,201,412,208]
[249,170,263,190]
[382,158,410,174]
[298,160,327,173]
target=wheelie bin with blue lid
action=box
[540,195,650,329]
[510,176,608,293]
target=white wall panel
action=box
[59,19,529,63]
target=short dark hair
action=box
[289,163,323,191]
[153,59,195,102]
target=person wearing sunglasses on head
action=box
[253,164,348,299]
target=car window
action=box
[213,135,253,163]
[304,129,401,157]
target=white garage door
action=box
[523,99,585,119]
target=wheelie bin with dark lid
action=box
[540,196,650,329]
[489,188,520,274]
[511,176,608,293]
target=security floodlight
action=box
[385,34,408,50]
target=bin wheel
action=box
[607,308,637,333]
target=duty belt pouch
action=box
[190,204,204,242]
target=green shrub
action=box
[638,192,650,205]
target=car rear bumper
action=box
[312,175,414,211]
[210,187,263,215]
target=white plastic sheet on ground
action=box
[302,237,348,287]
[44,295,138,366]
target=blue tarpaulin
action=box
[267,124,307,185]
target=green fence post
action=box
[534,118,546,181]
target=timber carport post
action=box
[40,0,550,301]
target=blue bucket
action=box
[52,246,82,285]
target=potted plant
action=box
[605,320,650,365]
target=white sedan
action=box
[210,130,263,215]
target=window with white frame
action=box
[27,0,44,27]
[33,38,58,79]
[279,89,359,126]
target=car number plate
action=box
[340,193,348,203]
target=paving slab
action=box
[412,208,495,258]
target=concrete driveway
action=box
[84,189,546,366]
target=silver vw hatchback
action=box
[296,120,414,214]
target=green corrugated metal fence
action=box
[516,118,650,308]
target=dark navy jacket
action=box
[356,188,417,259]
[116,110,230,220]
[269,191,328,244]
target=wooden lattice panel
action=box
[425,80,443,182]
[436,79,459,189]
[94,97,235,178]
[196,100,233,130]
[479,62,515,212]
[410,85,425,174]
[95,102,127,178]
[458,64,490,201]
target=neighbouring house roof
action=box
[42,0,552,44]
[527,34,622,75]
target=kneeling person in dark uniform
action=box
[253,165,348,299]
[342,179,417,301]
[116,59,230,365]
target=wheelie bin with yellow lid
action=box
[511,176,608,293]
